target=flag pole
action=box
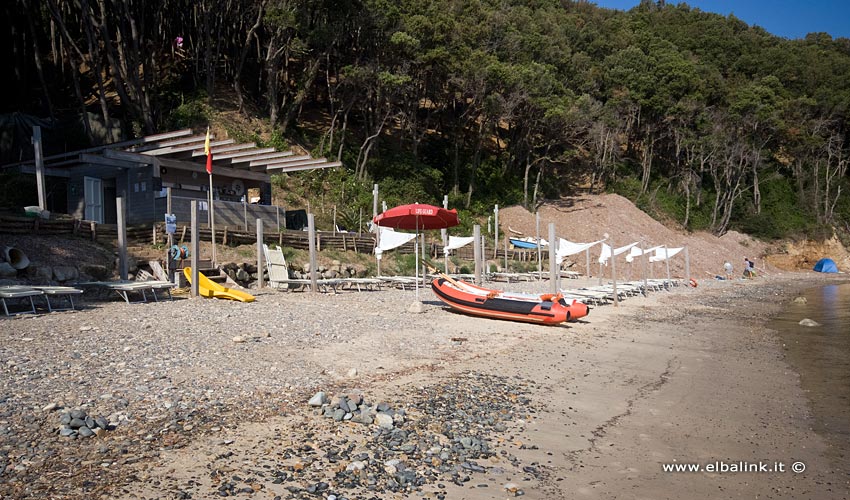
[209,172,216,266]
[205,127,217,267]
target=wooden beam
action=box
[152,138,235,156]
[214,147,276,161]
[190,142,256,156]
[266,161,341,173]
[33,126,47,210]
[103,149,157,164]
[132,134,207,153]
[80,153,149,168]
[16,164,71,178]
[260,154,312,168]
[263,158,334,172]
[157,157,270,182]
[241,151,294,163]
[3,128,193,168]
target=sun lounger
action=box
[340,278,383,291]
[379,276,424,290]
[31,286,84,312]
[78,280,175,304]
[0,286,43,316]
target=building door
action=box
[83,176,103,223]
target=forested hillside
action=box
[3,0,850,241]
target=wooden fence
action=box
[0,214,549,261]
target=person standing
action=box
[743,258,756,278]
[724,261,733,280]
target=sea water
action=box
[769,282,850,471]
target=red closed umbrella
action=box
[373,203,460,302]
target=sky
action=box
[591,0,850,40]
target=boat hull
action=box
[431,278,577,325]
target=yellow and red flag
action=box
[204,127,213,174]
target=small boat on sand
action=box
[430,276,588,325]
[509,237,548,249]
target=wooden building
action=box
[3,128,340,229]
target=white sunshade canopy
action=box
[649,246,684,263]
[598,242,640,264]
[374,227,417,257]
[625,245,663,263]
[444,236,475,254]
[555,238,604,264]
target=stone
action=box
[799,318,821,327]
[232,336,246,343]
[26,264,53,281]
[308,392,327,407]
[375,412,394,429]
[70,409,86,419]
[0,262,16,278]
[407,301,425,314]
[52,266,79,282]
[69,418,86,429]
[346,461,366,471]
[78,426,94,438]
[792,296,808,304]
[95,417,109,429]
[333,409,345,422]
[346,368,358,378]
[80,264,111,281]
[59,427,77,437]
[42,403,58,412]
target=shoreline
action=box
[1,273,848,499]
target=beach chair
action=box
[31,286,84,311]
[262,244,343,292]
[0,286,44,316]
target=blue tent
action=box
[813,258,839,273]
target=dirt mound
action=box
[766,236,850,272]
[498,194,769,280]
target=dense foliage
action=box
[3,0,850,239]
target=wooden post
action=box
[308,213,318,293]
[504,234,508,272]
[586,248,591,278]
[32,126,47,211]
[548,223,557,294]
[665,246,671,289]
[190,201,199,297]
[598,242,605,286]
[116,197,128,280]
[243,201,248,231]
[166,187,173,279]
[642,240,649,297]
[372,184,379,219]
[276,206,280,230]
[473,225,482,285]
[256,218,264,289]
[441,194,449,249]
[685,245,691,286]
[611,236,619,307]
[493,204,499,259]
[536,211,542,280]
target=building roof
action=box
[1,128,342,180]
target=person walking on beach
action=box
[743,258,756,278]
[724,261,733,280]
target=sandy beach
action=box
[1,272,848,499]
